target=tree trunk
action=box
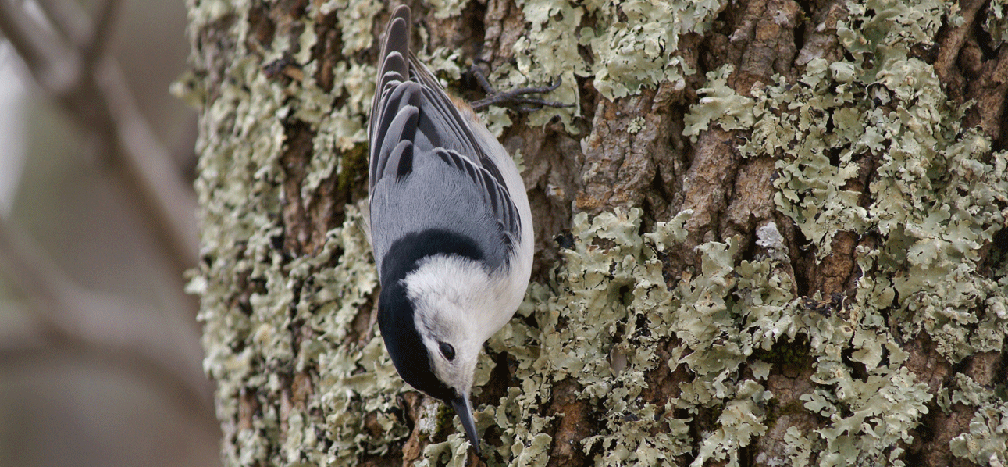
[185,0,1008,465]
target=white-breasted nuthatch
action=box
[367,5,534,455]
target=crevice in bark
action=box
[971,6,998,62]
[462,0,488,61]
[313,13,343,93]
[280,119,315,256]
[346,291,378,348]
[936,0,1008,149]
[904,332,964,466]
[248,2,276,49]
[546,378,594,467]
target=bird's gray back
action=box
[369,151,512,272]
[368,6,522,277]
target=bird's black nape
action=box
[376,229,484,398]
[376,229,486,440]
[377,274,455,404]
[378,229,484,288]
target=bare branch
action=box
[0,0,198,274]
[0,0,79,92]
[0,219,213,415]
[38,0,120,87]
[0,343,218,432]
[31,0,90,45]
[85,0,117,58]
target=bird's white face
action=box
[418,322,479,400]
[403,253,498,397]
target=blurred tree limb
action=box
[0,0,198,276]
[0,0,215,444]
[0,219,214,422]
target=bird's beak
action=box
[451,395,481,455]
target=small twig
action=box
[0,0,78,91]
[79,0,120,78]
[34,0,91,44]
[468,66,573,112]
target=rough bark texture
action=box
[187,0,1008,466]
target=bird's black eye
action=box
[438,341,455,361]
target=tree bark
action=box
[186,0,1008,465]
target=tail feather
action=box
[370,5,414,190]
[370,5,412,139]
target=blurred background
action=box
[0,0,220,466]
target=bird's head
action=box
[378,250,492,454]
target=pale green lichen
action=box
[189,0,1008,465]
[426,0,468,19]
[949,402,1008,466]
[683,65,755,142]
[317,0,384,55]
[678,0,1006,464]
[949,375,1008,466]
[627,116,646,134]
[743,59,870,259]
[732,0,1008,365]
[187,0,396,463]
[504,0,725,128]
[782,426,814,466]
[804,363,931,466]
[515,0,721,100]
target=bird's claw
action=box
[468,66,573,112]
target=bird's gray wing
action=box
[368,6,521,269]
[369,5,413,191]
[369,6,508,194]
[368,79,521,270]
[405,52,514,196]
[428,146,522,251]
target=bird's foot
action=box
[468,65,573,112]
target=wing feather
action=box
[368,5,523,263]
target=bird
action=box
[366,4,535,456]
